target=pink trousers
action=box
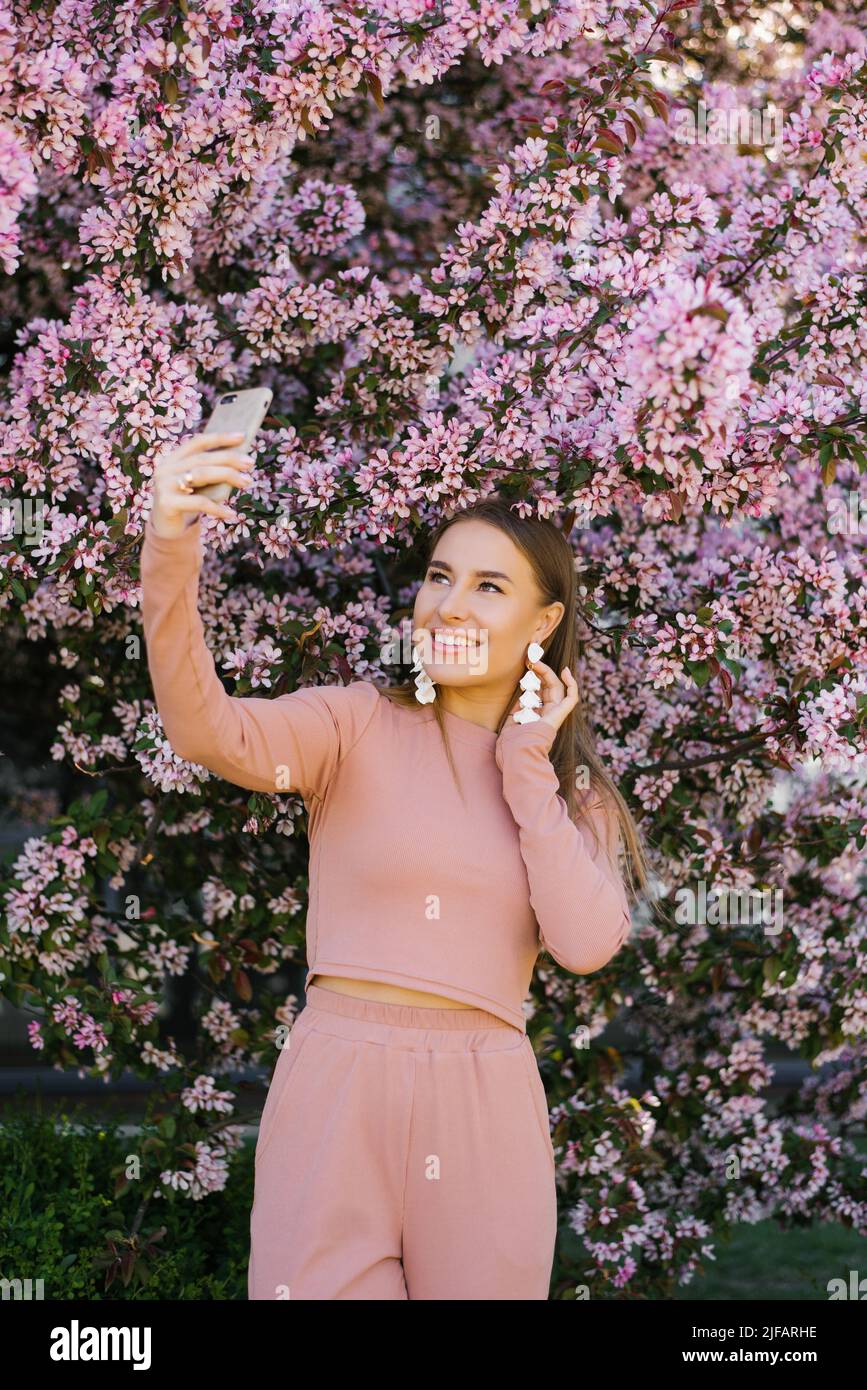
[248,984,558,1300]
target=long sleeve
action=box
[494,718,631,973]
[139,513,379,798]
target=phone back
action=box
[197,388,273,502]
[203,388,272,448]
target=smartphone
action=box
[195,387,273,503]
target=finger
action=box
[559,669,580,711]
[530,660,559,696]
[168,463,252,491]
[541,668,566,702]
[171,492,238,519]
[170,447,253,473]
[164,463,252,494]
[528,656,556,679]
[561,670,579,705]
[175,431,246,459]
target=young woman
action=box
[140,430,648,1301]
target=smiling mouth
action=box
[430,633,480,654]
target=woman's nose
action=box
[437,587,470,619]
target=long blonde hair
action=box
[375,498,650,907]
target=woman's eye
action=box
[428,569,502,594]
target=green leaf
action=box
[685,659,712,687]
[850,445,867,473]
[720,655,744,678]
[687,958,714,981]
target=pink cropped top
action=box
[139,514,632,1032]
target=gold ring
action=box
[177,470,196,494]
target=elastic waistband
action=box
[305,983,514,1032]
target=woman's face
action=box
[411,519,563,695]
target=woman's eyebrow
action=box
[428,560,513,582]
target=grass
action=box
[674,1219,867,1301]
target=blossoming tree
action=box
[1,0,866,1296]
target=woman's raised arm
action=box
[140,515,379,798]
[140,432,379,798]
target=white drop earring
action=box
[513,641,545,723]
[411,641,436,704]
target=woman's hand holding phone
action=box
[148,431,254,540]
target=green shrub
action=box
[0,1093,253,1299]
